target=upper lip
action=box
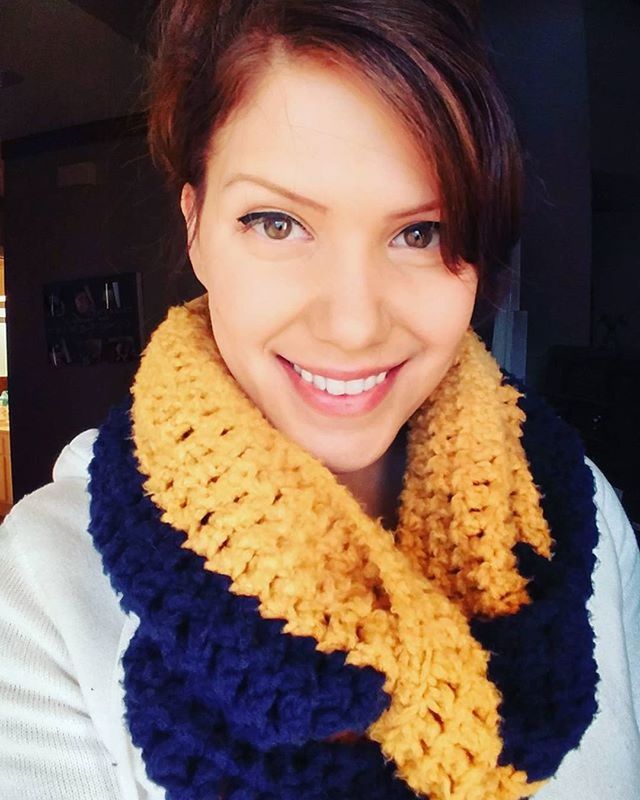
[280,356,405,381]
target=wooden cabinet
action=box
[0,427,12,517]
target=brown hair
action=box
[148,0,522,304]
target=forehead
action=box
[207,57,439,206]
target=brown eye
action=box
[396,221,440,249]
[264,215,292,239]
[237,212,306,241]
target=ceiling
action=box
[0,0,155,142]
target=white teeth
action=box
[290,361,389,396]
[326,378,346,396]
[312,374,327,391]
[345,378,365,395]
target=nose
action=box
[308,245,391,353]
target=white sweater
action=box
[0,430,639,800]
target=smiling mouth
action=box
[289,361,390,397]
[279,354,406,392]
[277,355,406,417]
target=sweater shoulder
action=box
[0,430,139,799]
[2,429,100,590]
[0,427,127,645]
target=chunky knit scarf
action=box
[88,295,599,800]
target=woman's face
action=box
[183,56,478,474]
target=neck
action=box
[333,425,408,530]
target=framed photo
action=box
[43,273,143,367]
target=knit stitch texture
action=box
[88,297,599,800]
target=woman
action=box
[1,1,638,798]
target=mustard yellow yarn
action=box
[397,333,553,618]
[132,295,552,800]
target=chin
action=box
[297,430,393,475]
[317,452,376,475]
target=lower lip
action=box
[277,357,404,417]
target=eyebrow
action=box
[223,173,440,220]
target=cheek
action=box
[197,233,312,343]
[194,231,258,328]
[403,268,478,343]
[204,254,298,358]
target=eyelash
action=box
[236,211,441,250]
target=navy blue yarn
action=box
[470,377,599,781]
[88,401,416,800]
[88,383,599,798]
